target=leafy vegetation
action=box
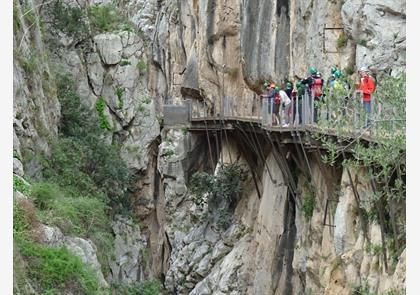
[30,182,61,210]
[317,72,406,266]
[96,96,113,130]
[14,199,103,294]
[13,174,31,195]
[47,2,134,41]
[115,86,125,109]
[14,48,39,76]
[352,279,405,295]
[190,162,247,208]
[51,74,133,208]
[301,189,316,220]
[119,59,131,66]
[336,33,348,49]
[15,73,135,285]
[47,1,89,40]
[110,279,163,295]
[88,4,124,32]
[20,240,101,294]
[137,59,148,74]
[181,127,189,135]
[189,163,248,229]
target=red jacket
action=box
[358,75,375,101]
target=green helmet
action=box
[331,66,337,75]
[309,67,317,74]
[286,82,292,89]
[263,81,269,87]
[275,86,280,91]
[334,70,342,78]
[296,81,302,88]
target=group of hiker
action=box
[260,65,376,127]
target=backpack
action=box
[333,80,344,91]
[274,92,281,104]
[312,78,323,97]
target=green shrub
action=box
[115,86,125,99]
[31,182,62,210]
[13,201,32,239]
[18,239,101,294]
[115,86,125,108]
[119,59,131,66]
[161,148,175,158]
[142,97,152,105]
[137,59,147,74]
[88,4,122,32]
[15,49,38,75]
[181,127,189,135]
[56,74,103,138]
[301,190,315,220]
[43,196,109,237]
[13,175,31,195]
[189,171,213,208]
[111,279,163,295]
[189,163,248,208]
[96,96,112,130]
[47,1,89,40]
[14,198,102,294]
[336,33,348,49]
[43,138,100,198]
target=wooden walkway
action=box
[188,116,376,147]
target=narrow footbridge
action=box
[162,95,392,149]
[162,96,404,228]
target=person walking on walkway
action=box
[273,86,282,125]
[302,67,324,123]
[357,66,376,127]
[295,79,306,124]
[260,83,277,124]
[278,85,292,127]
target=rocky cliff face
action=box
[158,132,405,294]
[13,0,406,293]
[13,0,61,178]
[150,0,405,117]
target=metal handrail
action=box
[162,92,405,136]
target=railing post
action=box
[311,92,315,124]
[302,93,306,126]
[269,98,273,127]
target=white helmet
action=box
[359,66,369,73]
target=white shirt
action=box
[279,90,291,106]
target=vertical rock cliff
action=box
[13,0,405,294]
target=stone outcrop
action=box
[109,215,149,283]
[341,0,406,75]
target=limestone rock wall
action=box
[13,0,61,177]
[14,0,162,284]
[158,134,406,294]
[150,0,406,118]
